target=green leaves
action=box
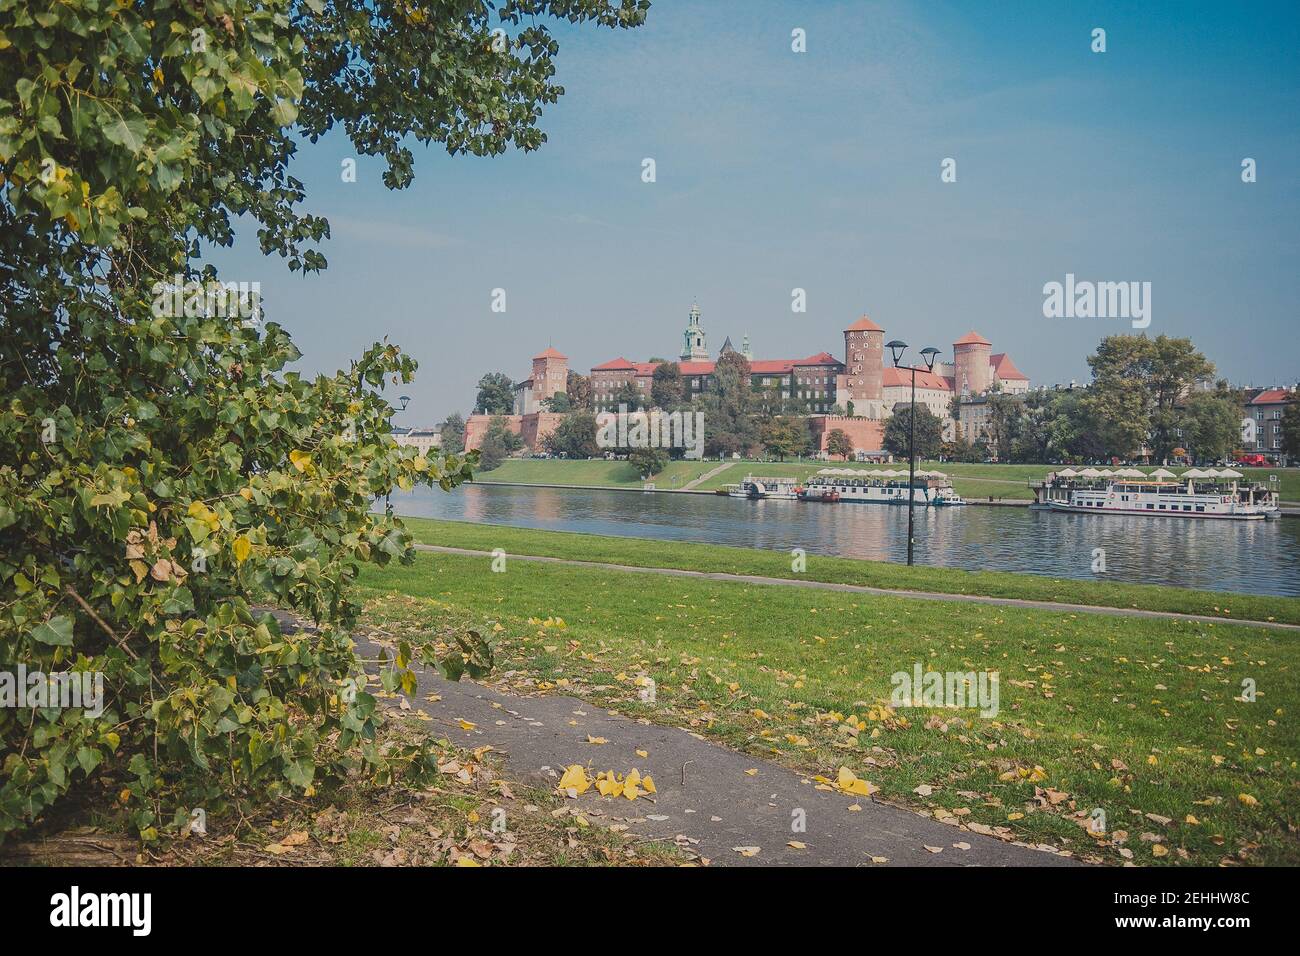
[438,630,494,682]
[30,616,74,646]
[98,113,147,154]
[1,0,643,844]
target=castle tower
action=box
[531,347,568,404]
[952,331,992,397]
[680,302,709,361]
[843,315,885,416]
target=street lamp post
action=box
[885,341,940,566]
[385,395,412,512]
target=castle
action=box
[464,305,1028,457]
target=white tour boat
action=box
[724,475,801,500]
[796,469,965,506]
[1034,467,1279,520]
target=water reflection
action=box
[388,484,1300,597]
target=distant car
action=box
[1234,454,1269,467]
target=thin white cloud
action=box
[327,215,466,250]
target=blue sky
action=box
[208,0,1300,425]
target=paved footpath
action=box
[414,544,1296,633]
[679,461,736,490]
[350,627,1081,867]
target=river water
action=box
[387,484,1300,598]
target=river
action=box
[387,484,1300,598]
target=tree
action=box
[1010,390,1055,463]
[612,381,644,411]
[760,417,810,461]
[475,372,515,415]
[478,433,507,471]
[0,0,645,840]
[1045,389,1107,461]
[825,429,854,460]
[1086,335,1216,461]
[540,391,572,413]
[651,362,684,410]
[1282,399,1300,462]
[1081,380,1148,460]
[1180,387,1241,462]
[542,411,600,459]
[566,371,592,411]
[884,404,943,460]
[983,388,1025,462]
[484,415,523,454]
[703,350,758,457]
[942,431,980,463]
[440,412,466,455]
[628,447,667,478]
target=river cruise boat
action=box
[795,469,965,506]
[1032,467,1280,520]
[723,475,801,500]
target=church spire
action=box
[680,300,708,361]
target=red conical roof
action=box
[844,315,883,332]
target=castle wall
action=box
[464,412,564,454]
[808,416,886,457]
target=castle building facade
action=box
[466,305,1029,457]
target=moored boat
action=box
[727,476,801,500]
[796,468,965,506]
[1033,467,1279,520]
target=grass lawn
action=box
[357,552,1300,866]
[400,518,1300,626]
[474,458,721,489]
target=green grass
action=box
[473,458,722,489]
[474,457,1300,502]
[358,551,1300,866]
[399,518,1300,626]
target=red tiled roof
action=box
[1250,389,1292,405]
[844,315,883,333]
[748,359,794,374]
[953,330,991,347]
[882,367,952,391]
[591,357,635,371]
[990,352,1028,380]
[796,352,843,367]
[679,359,804,376]
[533,347,567,360]
[632,362,660,376]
